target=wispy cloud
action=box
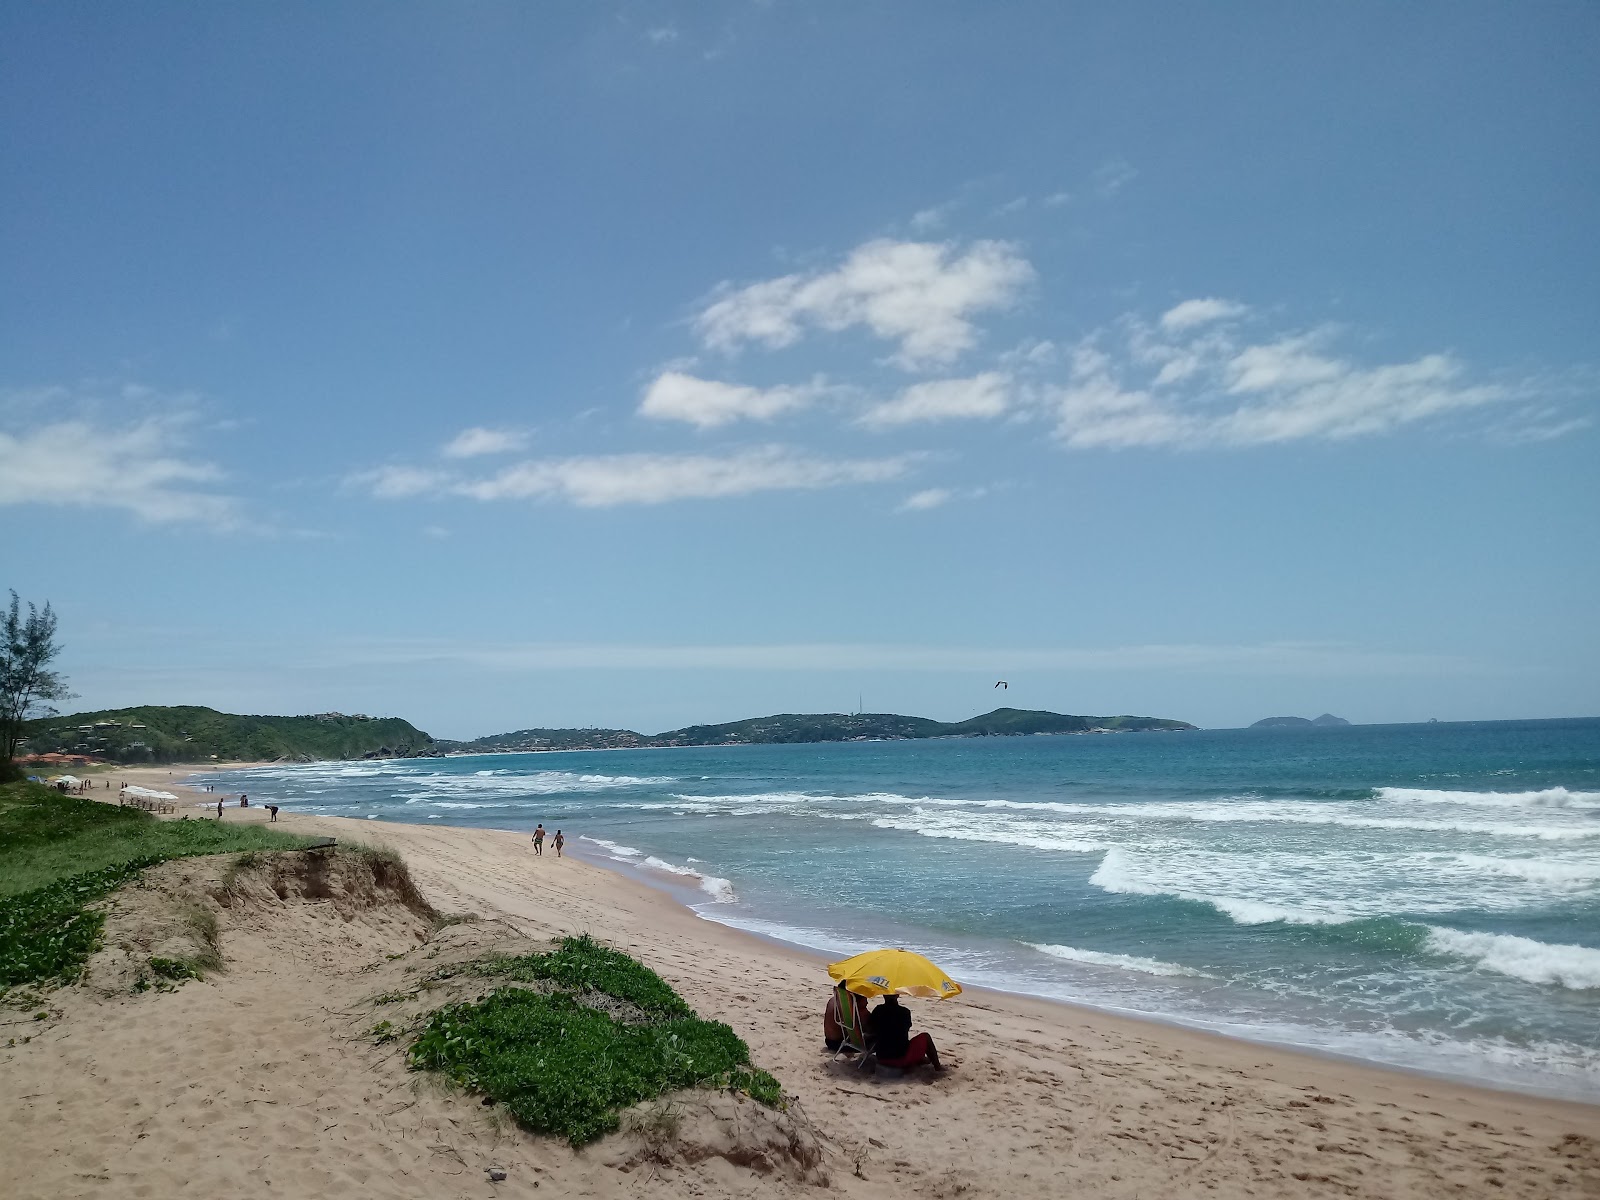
[860,372,1012,428]
[1092,158,1137,198]
[1048,304,1537,449]
[908,204,954,234]
[330,637,1475,678]
[441,426,529,458]
[638,370,826,428]
[896,485,988,513]
[1159,297,1249,333]
[694,238,1034,370]
[352,446,914,508]
[0,392,238,527]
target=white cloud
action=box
[860,372,1012,428]
[1092,159,1138,198]
[441,427,529,459]
[896,485,988,513]
[0,414,237,527]
[1050,318,1516,450]
[1042,191,1073,208]
[694,238,1034,369]
[898,487,953,511]
[638,371,821,428]
[1160,297,1249,333]
[353,465,452,498]
[908,204,952,234]
[355,446,913,508]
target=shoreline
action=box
[11,760,1593,1197]
[136,762,1598,1115]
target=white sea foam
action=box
[1088,848,1355,925]
[637,855,736,903]
[1028,942,1211,978]
[692,911,882,957]
[767,789,1600,840]
[1378,786,1600,810]
[580,836,643,858]
[1425,927,1600,990]
[1449,854,1600,888]
[868,808,1106,853]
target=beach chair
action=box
[830,982,874,1063]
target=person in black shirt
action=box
[870,994,943,1071]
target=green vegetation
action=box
[465,935,694,1018]
[410,935,781,1146]
[148,956,202,982]
[0,781,314,897]
[439,705,1197,754]
[2,589,71,769]
[0,780,311,991]
[21,704,437,765]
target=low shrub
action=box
[410,987,776,1146]
[0,857,164,988]
[470,934,693,1019]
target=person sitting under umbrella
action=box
[824,982,872,1055]
[871,993,943,1072]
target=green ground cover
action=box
[0,781,311,990]
[410,935,781,1146]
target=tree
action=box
[1,590,72,766]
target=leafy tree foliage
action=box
[2,591,70,767]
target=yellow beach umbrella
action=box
[827,948,963,1000]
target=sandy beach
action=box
[2,763,1595,1199]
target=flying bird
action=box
[994,681,1008,689]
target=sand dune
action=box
[2,765,1595,1199]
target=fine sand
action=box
[2,764,1596,1199]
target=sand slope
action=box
[2,769,1596,1198]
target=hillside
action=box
[20,706,438,765]
[437,707,1196,754]
[1251,714,1352,728]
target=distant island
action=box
[20,703,1197,766]
[1250,714,1351,728]
[20,705,439,765]
[435,707,1197,754]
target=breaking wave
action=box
[1377,786,1600,810]
[1028,942,1211,978]
[1425,928,1600,990]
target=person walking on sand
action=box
[532,824,546,855]
[552,830,565,857]
[216,798,224,819]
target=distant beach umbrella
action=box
[828,948,962,1000]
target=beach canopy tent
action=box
[828,948,963,1000]
[123,785,179,801]
[48,775,82,787]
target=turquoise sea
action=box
[203,718,1600,1100]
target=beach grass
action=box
[410,935,781,1146]
[0,780,311,990]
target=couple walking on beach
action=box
[531,824,564,857]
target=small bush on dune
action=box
[473,934,693,1018]
[409,935,782,1146]
[410,988,776,1146]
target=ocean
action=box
[201,718,1600,1101]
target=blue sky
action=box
[3,3,1597,737]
